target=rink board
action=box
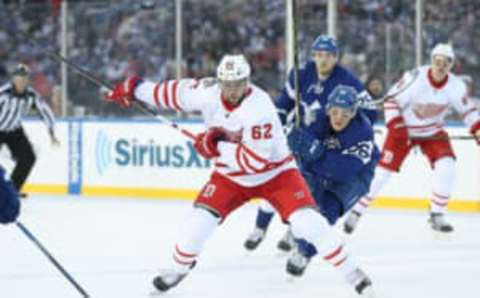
[4,118,479,212]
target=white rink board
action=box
[0,119,69,186]
[3,119,479,203]
[82,121,211,189]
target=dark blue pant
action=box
[0,167,20,224]
[297,168,374,258]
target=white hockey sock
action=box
[430,157,455,214]
[171,207,220,273]
[259,199,276,213]
[353,166,394,214]
[289,208,357,277]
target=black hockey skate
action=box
[286,248,311,277]
[244,227,266,250]
[428,213,454,233]
[277,229,295,252]
[344,210,362,234]
[152,261,196,292]
[347,268,375,297]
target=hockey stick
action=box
[16,221,90,298]
[291,0,302,128]
[360,68,420,109]
[14,30,196,141]
[411,135,476,141]
[374,129,475,141]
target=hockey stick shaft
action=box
[411,135,475,141]
[16,221,89,298]
[15,31,196,140]
[291,0,302,128]
[374,129,475,141]
[363,69,421,108]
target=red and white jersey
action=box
[134,77,295,187]
[384,66,480,137]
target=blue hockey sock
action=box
[255,208,274,230]
[296,238,318,258]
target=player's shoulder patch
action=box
[188,77,218,90]
[199,77,218,88]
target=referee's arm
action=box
[32,93,59,145]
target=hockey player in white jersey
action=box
[106,55,374,296]
[344,44,480,234]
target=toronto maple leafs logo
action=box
[323,136,341,149]
[307,82,324,95]
[301,101,322,126]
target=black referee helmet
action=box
[12,64,30,77]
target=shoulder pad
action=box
[199,77,218,88]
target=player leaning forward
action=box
[344,44,480,234]
[107,55,374,296]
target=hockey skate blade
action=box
[149,290,164,296]
[275,249,292,258]
[286,275,297,283]
[359,286,376,298]
[432,230,454,241]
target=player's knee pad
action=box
[289,207,343,256]
[289,207,330,242]
[432,157,455,194]
[433,157,455,173]
[0,179,20,224]
[177,207,221,254]
[259,199,275,213]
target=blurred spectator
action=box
[1,0,478,120]
[365,74,385,100]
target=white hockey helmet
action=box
[431,43,455,63]
[217,55,251,82]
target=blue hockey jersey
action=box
[276,61,377,125]
[304,111,380,184]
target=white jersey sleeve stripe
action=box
[171,80,182,111]
[153,83,161,109]
[163,81,171,109]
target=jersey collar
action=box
[427,68,449,89]
[221,87,252,112]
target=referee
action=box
[0,64,59,195]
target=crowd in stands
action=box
[0,0,478,117]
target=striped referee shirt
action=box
[0,82,56,134]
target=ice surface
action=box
[1,195,479,298]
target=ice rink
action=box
[1,195,479,298]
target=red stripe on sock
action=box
[173,254,193,266]
[333,256,348,267]
[175,245,197,258]
[432,200,448,207]
[433,192,449,200]
[359,200,369,208]
[324,246,343,261]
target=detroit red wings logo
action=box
[412,103,448,119]
[226,61,235,70]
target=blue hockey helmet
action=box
[311,35,338,54]
[326,85,358,115]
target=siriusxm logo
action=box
[95,130,211,175]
